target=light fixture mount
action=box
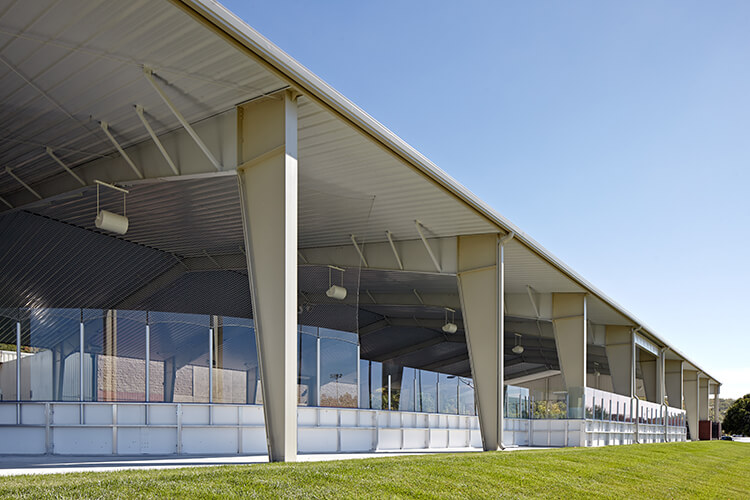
[325,265,347,300]
[442,307,458,334]
[94,180,129,235]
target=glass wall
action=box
[359,359,383,410]
[298,326,318,407]
[0,307,475,416]
[319,328,358,408]
[505,385,530,419]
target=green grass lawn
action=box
[0,441,748,499]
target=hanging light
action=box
[94,180,129,235]
[512,333,524,354]
[442,307,458,334]
[326,265,347,300]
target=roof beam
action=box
[46,148,86,186]
[135,105,179,175]
[1,110,236,212]
[99,121,144,179]
[4,167,41,199]
[144,68,222,172]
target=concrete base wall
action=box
[0,403,686,456]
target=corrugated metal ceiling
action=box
[0,0,285,196]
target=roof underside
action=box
[0,0,717,383]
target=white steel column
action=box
[456,233,504,451]
[640,355,658,403]
[683,370,700,440]
[551,293,587,418]
[712,383,720,423]
[656,349,666,404]
[664,360,683,409]
[605,325,633,397]
[699,377,710,422]
[237,92,298,462]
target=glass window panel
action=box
[399,366,416,412]
[439,373,458,414]
[213,317,256,404]
[319,335,357,408]
[369,361,383,410]
[0,312,18,401]
[148,311,209,403]
[298,329,317,406]
[417,370,437,413]
[458,377,475,416]
[82,310,146,402]
[359,359,369,409]
[21,308,80,401]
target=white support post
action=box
[699,376,710,422]
[551,293,587,419]
[457,233,508,451]
[605,325,633,397]
[657,348,666,405]
[16,321,21,424]
[208,327,214,405]
[145,322,150,403]
[144,68,222,171]
[99,121,144,179]
[237,91,298,462]
[683,370,700,440]
[316,334,321,407]
[665,360,683,409]
[135,105,180,175]
[79,319,85,424]
[713,383,720,423]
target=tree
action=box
[722,393,750,436]
[710,398,736,422]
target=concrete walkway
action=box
[0,447,548,476]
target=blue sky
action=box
[221,1,750,398]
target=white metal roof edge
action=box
[173,0,718,384]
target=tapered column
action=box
[605,326,632,397]
[664,360,683,409]
[656,349,665,404]
[712,383,720,423]
[683,370,700,440]
[552,293,587,418]
[457,233,504,451]
[699,377,710,421]
[237,91,298,462]
[641,356,658,403]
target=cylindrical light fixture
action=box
[326,284,347,300]
[95,209,129,235]
[93,180,129,235]
[326,265,347,300]
[442,322,458,334]
[512,333,524,354]
[442,307,457,334]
